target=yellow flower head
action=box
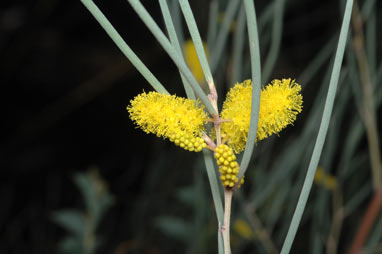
[127,91,208,152]
[214,144,244,188]
[220,78,303,153]
[184,40,208,83]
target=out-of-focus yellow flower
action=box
[220,78,303,154]
[233,219,254,240]
[218,13,236,32]
[127,91,207,152]
[325,176,337,190]
[183,40,208,83]
[314,167,338,190]
[314,167,326,183]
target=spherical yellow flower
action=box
[127,91,208,152]
[220,78,303,153]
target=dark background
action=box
[0,0,380,253]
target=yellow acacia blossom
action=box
[127,78,302,188]
[220,78,303,154]
[127,78,302,156]
[184,40,208,83]
[127,91,207,152]
[314,167,337,190]
[233,219,254,240]
[214,144,244,188]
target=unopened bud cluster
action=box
[214,144,244,188]
[169,133,206,152]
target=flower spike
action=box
[220,78,303,154]
[127,91,207,152]
[214,144,244,188]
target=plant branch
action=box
[349,190,382,253]
[179,0,217,106]
[80,0,169,95]
[238,194,278,254]
[222,188,233,254]
[127,0,217,115]
[351,0,382,191]
[326,184,345,254]
[159,0,195,100]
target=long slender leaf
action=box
[159,0,195,100]
[365,0,376,78]
[206,0,218,51]
[281,0,354,252]
[170,0,184,48]
[210,0,241,73]
[231,4,246,86]
[127,0,217,115]
[238,0,261,181]
[202,149,224,253]
[253,60,333,208]
[80,0,169,95]
[179,0,214,85]
[298,35,336,86]
[262,0,286,82]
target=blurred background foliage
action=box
[0,0,381,253]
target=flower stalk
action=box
[222,188,233,254]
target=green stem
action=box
[206,0,218,51]
[210,0,241,74]
[171,0,184,49]
[298,35,336,86]
[80,0,169,95]
[202,149,224,254]
[178,0,219,116]
[159,0,195,100]
[127,0,217,115]
[262,0,286,82]
[231,4,246,86]
[237,0,261,181]
[179,0,215,91]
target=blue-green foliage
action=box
[52,169,114,254]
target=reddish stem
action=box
[349,190,382,254]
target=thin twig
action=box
[349,190,382,254]
[202,132,216,150]
[243,201,279,254]
[351,0,382,191]
[349,3,382,251]
[326,184,344,254]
